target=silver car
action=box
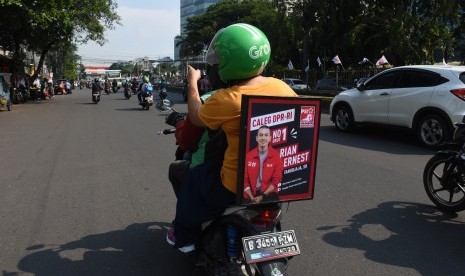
[330,65,465,148]
[282,78,309,95]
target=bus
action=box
[105,70,122,87]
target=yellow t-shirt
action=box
[198,77,297,193]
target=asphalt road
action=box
[1,88,465,275]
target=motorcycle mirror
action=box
[155,99,174,112]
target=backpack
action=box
[144,83,153,93]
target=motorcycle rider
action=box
[197,70,212,95]
[159,77,167,91]
[166,23,297,252]
[65,80,72,94]
[131,77,138,94]
[104,80,111,94]
[112,79,118,93]
[92,78,102,94]
[138,76,152,102]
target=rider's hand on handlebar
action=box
[166,111,184,127]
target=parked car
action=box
[54,79,69,95]
[282,78,309,94]
[315,77,348,91]
[330,65,465,148]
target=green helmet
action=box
[205,23,270,81]
[143,76,149,83]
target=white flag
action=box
[358,57,370,64]
[332,55,341,64]
[288,60,294,70]
[375,55,389,66]
[151,62,159,68]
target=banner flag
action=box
[288,60,294,70]
[332,55,341,64]
[375,55,389,66]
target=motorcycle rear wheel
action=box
[257,259,288,276]
[423,154,465,212]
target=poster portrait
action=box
[237,95,321,205]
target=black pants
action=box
[172,161,235,248]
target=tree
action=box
[182,0,287,68]
[0,0,121,80]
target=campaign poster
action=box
[237,95,321,206]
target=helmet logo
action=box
[249,43,270,60]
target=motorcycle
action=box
[29,85,41,100]
[139,93,153,110]
[92,91,101,104]
[424,115,465,212]
[156,99,298,276]
[124,86,132,100]
[159,87,167,100]
[131,86,138,95]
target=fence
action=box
[272,66,389,89]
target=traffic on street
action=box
[1,87,464,275]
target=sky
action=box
[77,1,180,66]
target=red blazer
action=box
[243,146,283,197]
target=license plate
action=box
[242,230,300,264]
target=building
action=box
[180,0,222,36]
[175,0,221,63]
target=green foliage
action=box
[62,43,79,80]
[0,0,120,79]
[181,0,464,71]
[182,0,286,62]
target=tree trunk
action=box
[32,44,51,80]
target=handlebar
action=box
[157,128,176,135]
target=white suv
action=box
[330,65,465,148]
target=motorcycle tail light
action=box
[237,206,281,229]
[451,88,465,101]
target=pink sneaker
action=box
[166,228,195,253]
[166,228,176,246]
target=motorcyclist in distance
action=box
[111,78,118,92]
[91,78,102,93]
[104,80,111,93]
[166,23,297,253]
[138,76,153,102]
[131,77,138,94]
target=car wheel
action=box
[417,114,449,149]
[333,104,354,131]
